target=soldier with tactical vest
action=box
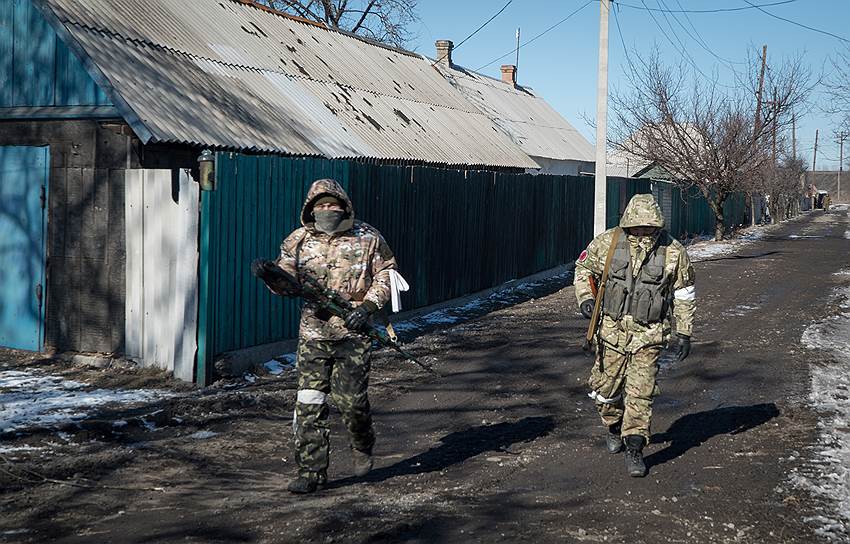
[574,194,695,477]
[261,178,397,494]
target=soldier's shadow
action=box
[645,403,779,468]
[326,415,555,488]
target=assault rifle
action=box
[251,259,437,375]
[583,227,622,353]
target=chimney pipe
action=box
[435,40,453,66]
[501,64,517,86]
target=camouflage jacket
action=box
[274,179,397,341]
[574,194,696,353]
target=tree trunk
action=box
[707,194,727,241]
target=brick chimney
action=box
[501,64,517,86]
[435,40,453,66]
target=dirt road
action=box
[2,208,849,543]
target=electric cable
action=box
[741,0,850,44]
[432,0,514,65]
[476,0,593,71]
[638,0,735,90]
[616,0,798,13]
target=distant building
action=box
[806,171,847,203]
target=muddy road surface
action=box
[1,208,849,543]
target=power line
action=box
[476,0,593,71]
[616,0,799,14]
[638,0,735,89]
[431,0,514,66]
[669,0,746,66]
[741,0,850,44]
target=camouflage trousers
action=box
[587,344,661,441]
[294,337,374,476]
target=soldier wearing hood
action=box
[574,194,695,477]
[271,179,397,493]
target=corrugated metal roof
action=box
[436,64,595,163]
[34,0,539,168]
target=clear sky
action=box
[410,0,850,170]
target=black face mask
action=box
[314,209,345,233]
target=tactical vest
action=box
[602,232,670,325]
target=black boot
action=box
[606,424,623,454]
[287,471,326,494]
[623,435,647,477]
[351,447,373,477]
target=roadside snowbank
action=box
[0,370,175,434]
[793,277,850,541]
[685,228,769,261]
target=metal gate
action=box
[0,146,49,350]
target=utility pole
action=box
[792,113,796,158]
[838,131,847,202]
[594,0,610,235]
[753,45,768,139]
[771,89,778,167]
[813,129,819,172]
[812,128,819,210]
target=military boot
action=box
[606,424,623,454]
[351,447,373,477]
[287,471,326,494]
[623,435,647,477]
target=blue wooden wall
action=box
[0,0,111,107]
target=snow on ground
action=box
[264,354,296,375]
[792,275,850,541]
[390,270,572,337]
[0,370,175,434]
[685,228,769,261]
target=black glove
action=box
[579,299,595,319]
[671,334,691,361]
[250,259,275,281]
[344,301,378,331]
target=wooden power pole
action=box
[753,45,768,139]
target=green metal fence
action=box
[197,154,595,378]
[195,154,754,382]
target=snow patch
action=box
[685,228,768,261]
[728,304,760,316]
[189,430,218,440]
[0,370,174,434]
[265,354,296,375]
[793,278,850,540]
[391,270,572,337]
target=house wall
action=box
[526,157,595,177]
[0,119,132,353]
[0,0,112,110]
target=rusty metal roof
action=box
[436,64,595,164]
[34,0,539,168]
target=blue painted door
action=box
[0,146,49,350]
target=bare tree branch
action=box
[610,48,812,239]
[258,0,418,48]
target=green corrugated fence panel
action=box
[202,155,605,356]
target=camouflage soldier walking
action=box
[263,179,396,494]
[574,194,695,477]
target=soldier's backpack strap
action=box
[584,227,623,352]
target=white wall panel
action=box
[124,169,199,381]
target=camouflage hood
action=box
[620,194,665,229]
[300,179,355,232]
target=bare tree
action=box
[256,0,418,48]
[826,46,850,135]
[610,49,812,240]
